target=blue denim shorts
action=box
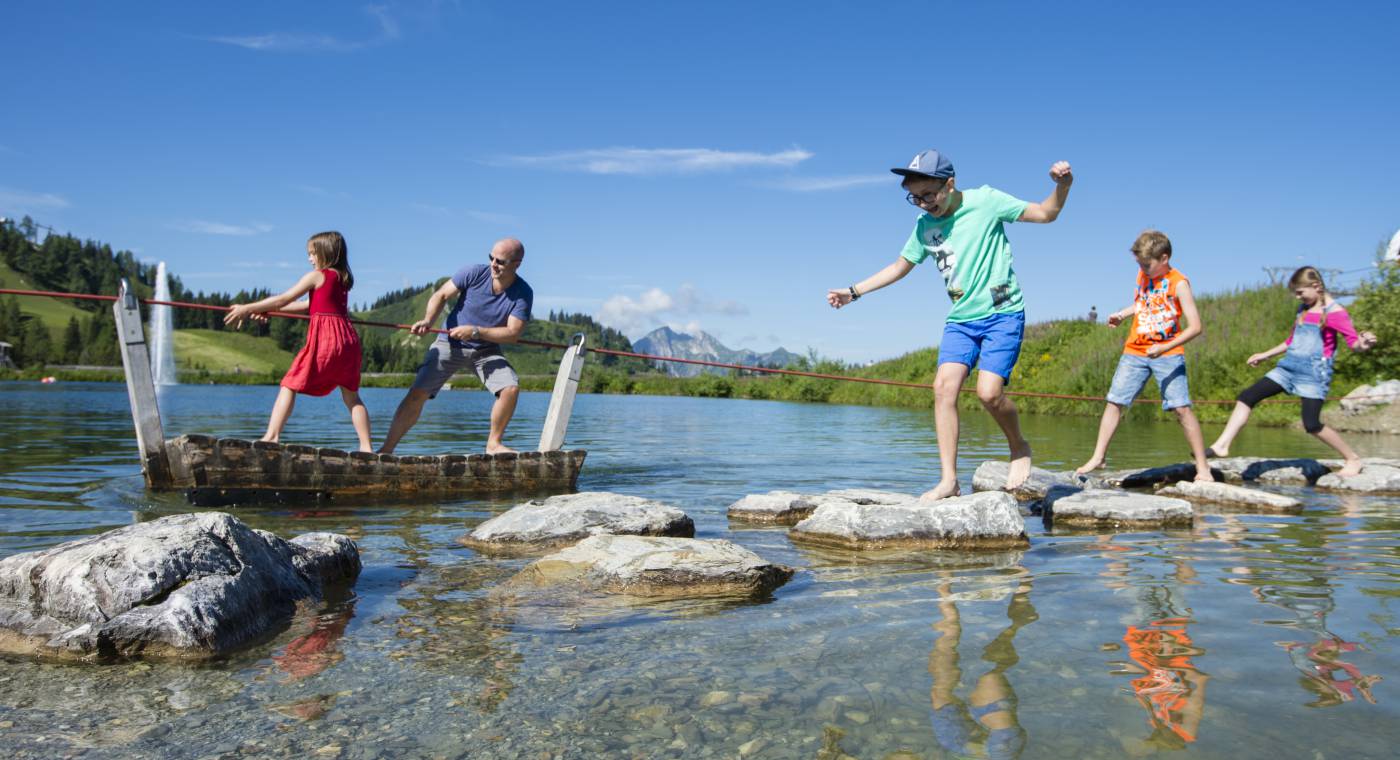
[938,312,1026,381]
[1106,353,1192,410]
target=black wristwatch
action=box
[848,286,861,301]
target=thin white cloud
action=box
[496,147,812,175]
[206,5,400,52]
[292,183,351,199]
[765,174,890,192]
[169,220,274,236]
[597,284,747,336]
[0,187,71,213]
[465,209,519,225]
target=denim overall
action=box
[1266,304,1335,400]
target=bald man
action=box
[380,238,533,454]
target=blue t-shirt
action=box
[442,264,533,350]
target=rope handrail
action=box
[1,286,1391,406]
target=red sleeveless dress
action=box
[281,269,362,396]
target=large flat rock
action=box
[972,461,1103,500]
[0,513,360,660]
[727,488,913,525]
[788,492,1028,551]
[1156,481,1303,513]
[508,535,793,597]
[460,492,695,553]
[1206,456,1329,485]
[1043,489,1193,529]
[1316,465,1400,493]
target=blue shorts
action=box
[938,312,1025,382]
[1106,353,1192,410]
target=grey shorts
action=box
[411,339,519,398]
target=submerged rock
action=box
[972,461,1103,500]
[1316,465,1400,493]
[0,512,360,660]
[1206,456,1329,485]
[1155,480,1303,513]
[788,492,1028,550]
[727,491,818,525]
[508,535,793,597]
[1043,489,1193,529]
[460,492,694,553]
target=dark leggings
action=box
[1237,377,1325,433]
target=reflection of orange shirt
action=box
[1124,267,1189,357]
[1124,617,1202,743]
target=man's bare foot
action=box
[1074,457,1105,476]
[919,480,962,502]
[1005,442,1033,491]
[486,444,518,455]
[1337,459,1364,477]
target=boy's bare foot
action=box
[919,480,962,502]
[1337,459,1364,477]
[1005,442,1033,491]
[486,444,518,455]
[1074,457,1105,476]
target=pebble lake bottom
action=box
[1,381,1398,759]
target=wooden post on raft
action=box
[113,278,172,487]
[538,333,587,452]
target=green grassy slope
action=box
[174,329,296,374]
[0,260,96,340]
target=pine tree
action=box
[62,315,83,364]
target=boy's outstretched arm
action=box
[1018,161,1074,223]
[1145,281,1203,357]
[827,257,915,308]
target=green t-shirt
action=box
[899,185,1028,323]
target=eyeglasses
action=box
[489,255,521,267]
[906,190,942,207]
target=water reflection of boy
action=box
[928,576,1037,758]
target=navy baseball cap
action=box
[891,149,954,180]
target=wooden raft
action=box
[112,279,591,505]
[167,435,587,505]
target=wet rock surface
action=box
[0,513,360,660]
[1155,480,1303,513]
[1043,489,1193,528]
[460,492,695,553]
[1316,465,1400,493]
[1206,456,1330,485]
[972,461,1103,500]
[508,535,794,597]
[788,491,1028,550]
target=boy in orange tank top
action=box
[1076,231,1213,481]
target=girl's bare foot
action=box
[1006,443,1033,490]
[1194,471,1215,482]
[1075,457,1105,476]
[1337,459,1364,477]
[486,444,518,455]
[919,480,962,502]
[1205,444,1228,458]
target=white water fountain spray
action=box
[150,261,177,385]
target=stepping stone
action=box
[1207,456,1329,485]
[460,492,694,554]
[1316,465,1400,494]
[0,513,360,660]
[787,492,1028,551]
[1042,489,1193,529]
[1101,462,1220,489]
[508,535,793,597]
[1155,481,1303,513]
[972,461,1103,500]
[727,489,917,525]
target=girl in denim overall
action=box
[1205,266,1377,476]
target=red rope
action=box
[0,287,1384,406]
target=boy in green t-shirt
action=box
[828,149,1073,500]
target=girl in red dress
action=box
[225,231,371,451]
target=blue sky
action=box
[3,1,1398,363]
